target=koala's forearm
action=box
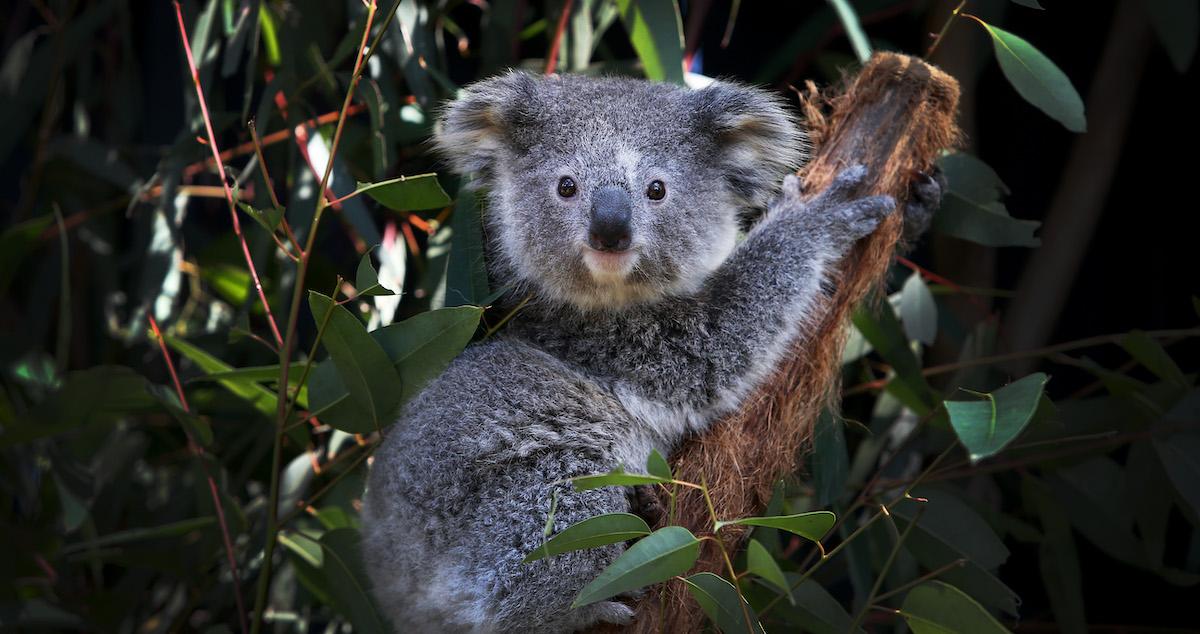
[696,210,837,409]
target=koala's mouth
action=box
[581,246,638,283]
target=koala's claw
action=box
[833,194,897,242]
[902,166,946,245]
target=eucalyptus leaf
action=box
[615,0,685,84]
[945,373,1049,463]
[715,511,835,543]
[572,526,700,608]
[308,292,403,433]
[899,581,1011,634]
[523,513,651,563]
[356,249,397,297]
[356,173,450,211]
[571,471,671,491]
[978,21,1086,132]
[901,272,938,345]
[745,538,792,605]
[319,528,389,634]
[646,448,672,480]
[681,572,765,634]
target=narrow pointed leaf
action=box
[319,528,389,634]
[615,0,685,84]
[682,572,766,634]
[355,173,450,211]
[646,448,672,480]
[372,305,483,405]
[308,292,403,433]
[715,511,835,543]
[901,272,938,345]
[899,581,1011,634]
[523,513,651,563]
[946,373,1048,463]
[572,471,671,491]
[746,539,793,605]
[572,526,700,608]
[979,21,1086,132]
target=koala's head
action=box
[435,72,806,311]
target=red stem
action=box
[544,0,574,75]
[173,1,283,347]
[148,315,249,634]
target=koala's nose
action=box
[588,186,633,252]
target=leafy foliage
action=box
[1,1,1195,632]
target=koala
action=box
[362,72,939,633]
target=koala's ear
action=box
[434,71,539,177]
[691,82,808,209]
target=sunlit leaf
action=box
[945,373,1049,463]
[615,0,685,84]
[899,581,1011,634]
[715,511,835,543]
[977,20,1086,132]
[827,0,871,63]
[681,572,765,634]
[279,529,324,568]
[356,173,450,211]
[523,513,651,563]
[572,526,700,608]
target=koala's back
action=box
[363,337,638,632]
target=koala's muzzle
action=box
[588,186,633,252]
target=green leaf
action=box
[147,383,213,447]
[852,304,936,414]
[355,249,397,297]
[901,272,937,345]
[308,292,404,433]
[945,373,1049,463]
[355,173,450,211]
[279,529,324,568]
[571,471,671,491]
[1121,331,1189,388]
[715,511,835,543]
[372,305,483,406]
[933,193,1041,248]
[1010,0,1044,9]
[236,202,285,234]
[1145,0,1198,73]
[811,411,848,508]
[2,366,161,447]
[318,528,389,634]
[681,572,765,634]
[646,448,672,480]
[895,487,1010,571]
[1024,476,1087,634]
[899,581,1011,634]
[745,539,792,605]
[615,0,685,84]
[188,364,304,386]
[978,21,1086,132]
[62,517,216,554]
[445,188,491,307]
[165,335,281,421]
[827,0,871,63]
[572,526,701,608]
[523,513,651,563]
[752,574,860,634]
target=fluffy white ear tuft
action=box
[691,81,809,210]
[434,71,540,178]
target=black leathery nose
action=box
[588,186,633,252]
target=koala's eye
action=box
[557,176,578,198]
[646,180,666,201]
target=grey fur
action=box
[362,72,938,633]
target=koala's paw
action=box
[831,194,897,242]
[629,485,667,527]
[901,167,945,247]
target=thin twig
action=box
[872,558,967,604]
[924,0,967,59]
[544,0,574,74]
[148,316,249,634]
[847,505,925,632]
[173,1,283,347]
